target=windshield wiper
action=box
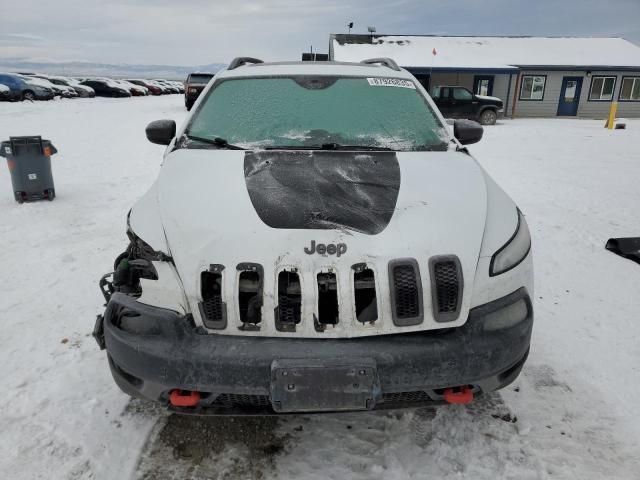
[265,143,395,151]
[320,143,395,151]
[182,134,245,150]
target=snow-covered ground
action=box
[0,97,639,479]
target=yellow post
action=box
[606,101,618,129]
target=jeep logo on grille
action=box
[304,240,347,257]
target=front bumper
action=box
[185,89,204,102]
[97,288,533,414]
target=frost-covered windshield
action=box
[185,76,449,151]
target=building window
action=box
[589,76,616,101]
[619,77,640,101]
[519,75,546,100]
[473,75,494,96]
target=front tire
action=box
[479,109,498,125]
[22,90,35,101]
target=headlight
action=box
[490,209,531,276]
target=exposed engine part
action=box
[275,270,301,332]
[99,233,163,304]
[353,267,378,323]
[315,272,339,332]
[238,265,263,330]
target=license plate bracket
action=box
[270,358,380,413]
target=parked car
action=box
[0,73,54,100]
[154,79,180,94]
[184,72,214,110]
[46,76,95,98]
[113,79,148,96]
[127,79,162,95]
[149,80,171,94]
[80,79,131,97]
[94,57,533,415]
[0,83,9,101]
[24,75,77,98]
[169,81,185,94]
[431,86,503,125]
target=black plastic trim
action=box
[101,288,533,414]
[199,266,227,329]
[429,255,464,323]
[388,258,423,326]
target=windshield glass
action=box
[188,74,214,84]
[186,76,448,151]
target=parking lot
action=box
[1,96,639,479]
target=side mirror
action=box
[453,119,483,145]
[146,119,176,145]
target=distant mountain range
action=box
[0,58,226,79]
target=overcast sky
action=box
[1,0,639,65]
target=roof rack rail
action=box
[227,57,264,70]
[360,58,401,71]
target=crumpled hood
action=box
[155,148,488,336]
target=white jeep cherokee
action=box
[94,57,533,414]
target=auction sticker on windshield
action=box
[367,78,416,89]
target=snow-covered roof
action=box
[331,35,640,70]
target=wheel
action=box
[15,192,25,204]
[22,90,35,101]
[45,189,55,201]
[479,109,497,126]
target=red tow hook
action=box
[169,389,201,407]
[443,386,474,405]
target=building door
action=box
[473,75,494,96]
[557,77,583,116]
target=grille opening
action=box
[354,268,378,323]
[276,270,301,332]
[429,256,463,322]
[212,393,271,408]
[382,390,431,404]
[238,271,262,327]
[392,264,420,319]
[200,270,226,328]
[434,261,459,313]
[316,272,339,331]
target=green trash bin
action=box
[1,136,57,203]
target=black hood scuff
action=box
[244,150,401,235]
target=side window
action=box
[453,88,473,101]
[589,76,616,101]
[438,87,451,99]
[520,75,546,100]
[619,77,640,101]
